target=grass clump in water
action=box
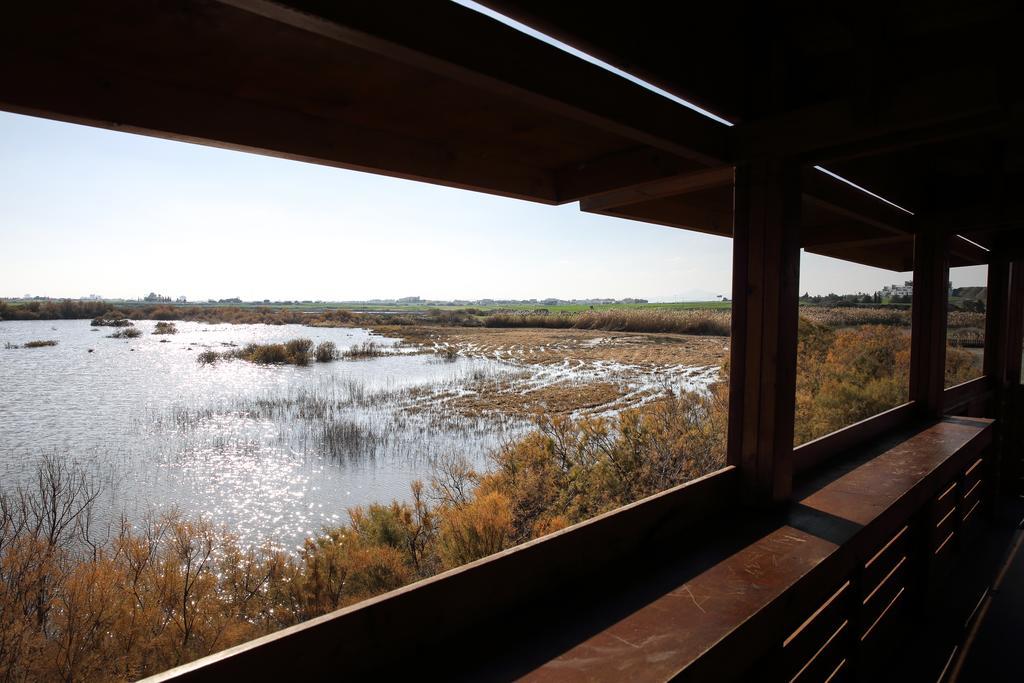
[199,338,316,366]
[153,322,178,335]
[22,340,59,348]
[108,327,142,339]
[342,341,388,360]
[90,313,133,327]
[197,350,219,365]
[314,341,337,362]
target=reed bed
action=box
[341,341,391,359]
[799,306,910,327]
[484,308,732,336]
[152,321,178,334]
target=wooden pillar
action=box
[999,260,1024,496]
[984,259,1011,513]
[909,229,949,418]
[1004,260,1024,387]
[983,259,1009,383]
[727,159,801,503]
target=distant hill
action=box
[953,286,987,302]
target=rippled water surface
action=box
[0,320,529,550]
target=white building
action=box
[881,281,914,298]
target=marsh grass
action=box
[196,350,219,365]
[197,338,316,366]
[342,341,390,359]
[484,308,732,336]
[314,341,337,362]
[91,314,133,327]
[153,321,178,335]
[108,327,142,339]
[23,339,59,347]
[318,420,386,458]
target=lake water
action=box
[0,319,717,551]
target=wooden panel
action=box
[861,555,909,632]
[863,527,909,593]
[858,583,909,667]
[791,621,849,683]
[780,582,851,681]
[929,481,959,528]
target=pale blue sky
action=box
[0,112,985,302]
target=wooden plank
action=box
[727,160,801,502]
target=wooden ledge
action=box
[506,417,992,682]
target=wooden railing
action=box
[147,417,996,682]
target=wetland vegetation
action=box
[0,297,989,681]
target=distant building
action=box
[880,281,914,298]
[878,280,953,299]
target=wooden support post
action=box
[984,259,1010,509]
[1000,260,1024,495]
[909,229,949,418]
[1005,260,1024,387]
[728,159,801,503]
[983,260,1009,384]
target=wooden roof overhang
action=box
[1,1,1019,272]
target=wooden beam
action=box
[553,146,706,201]
[579,167,733,212]
[586,196,733,237]
[731,67,1009,164]
[225,0,731,166]
[0,60,560,204]
[727,160,801,503]
[949,234,992,266]
[909,230,950,417]
[802,169,914,236]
